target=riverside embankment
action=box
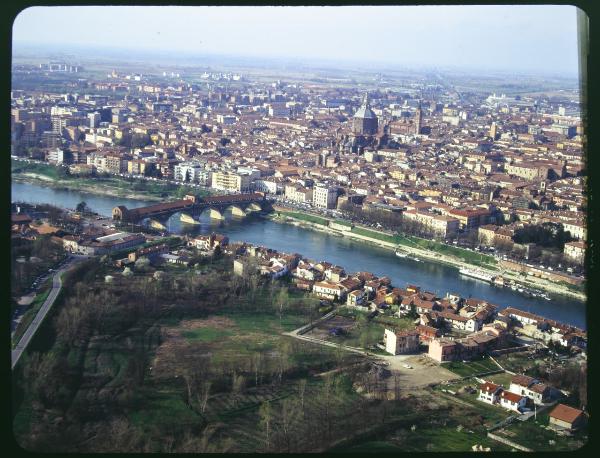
[269,208,586,303]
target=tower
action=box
[415,101,422,135]
[489,121,497,140]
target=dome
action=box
[354,105,377,119]
[353,92,377,119]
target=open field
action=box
[494,411,587,451]
[444,357,503,378]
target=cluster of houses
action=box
[222,237,587,363]
[478,374,587,434]
[478,374,553,413]
[498,307,587,351]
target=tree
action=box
[298,379,307,418]
[259,401,273,451]
[75,201,89,214]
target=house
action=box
[347,289,368,307]
[416,324,441,343]
[294,260,322,281]
[428,338,458,362]
[313,281,346,301]
[384,328,420,355]
[478,382,503,405]
[509,374,551,405]
[499,391,527,413]
[129,243,169,262]
[160,253,190,266]
[548,404,587,434]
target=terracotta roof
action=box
[511,374,536,388]
[500,391,524,404]
[480,382,501,393]
[549,404,584,424]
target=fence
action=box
[487,432,533,452]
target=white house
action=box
[478,382,503,405]
[509,374,550,405]
[313,281,346,301]
[499,391,527,413]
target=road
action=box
[11,255,86,370]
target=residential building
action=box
[313,184,338,209]
[383,328,420,355]
[548,404,587,433]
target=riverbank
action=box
[12,173,166,202]
[269,211,586,302]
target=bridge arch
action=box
[225,205,247,218]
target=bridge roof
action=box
[202,193,264,204]
[128,199,193,217]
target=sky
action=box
[12,5,582,76]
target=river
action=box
[12,181,586,329]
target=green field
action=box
[495,411,587,451]
[444,358,503,377]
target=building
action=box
[383,328,420,355]
[284,184,313,204]
[403,210,460,238]
[313,184,338,209]
[353,93,378,136]
[268,102,290,118]
[447,208,490,232]
[478,382,503,405]
[548,404,587,434]
[88,112,101,128]
[346,289,368,307]
[211,171,252,193]
[509,374,550,405]
[312,281,346,301]
[499,391,527,413]
[174,161,206,183]
[47,148,65,164]
[563,241,585,264]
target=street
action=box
[11,255,86,370]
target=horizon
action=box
[12,5,582,78]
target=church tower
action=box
[415,101,422,135]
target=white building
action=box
[47,148,65,164]
[313,184,338,209]
[174,161,206,183]
[478,382,503,405]
[499,391,527,413]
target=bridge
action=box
[112,192,269,225]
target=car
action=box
[402,364,413,369]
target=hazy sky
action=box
[13,5,582,76]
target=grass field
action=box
[444,358,502,377]
[495,411,587,451]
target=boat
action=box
[458,267,494,283]
[395,250,408,258]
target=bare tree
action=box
[259,401,273,451]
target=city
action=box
[10,5,588,453]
